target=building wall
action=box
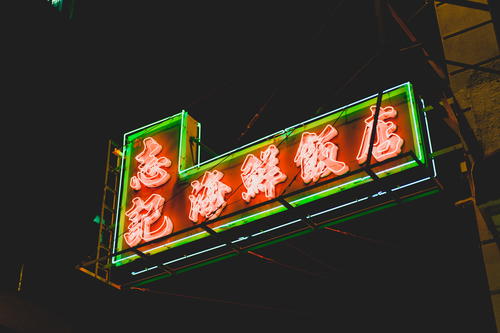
[434,1,500,330]
[435,1,500,157]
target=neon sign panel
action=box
[112,82,427,266]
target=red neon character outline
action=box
[241,145,287,202]
[188,170,232,223]
[356,105,404,164]
[124,194,173,247]
[294,124,349,184]
[130,137,172,191]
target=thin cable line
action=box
[129,287,308,316]
[279,103,349,197]
[247,251,327,278]
[283,243,343,273]
[324,227,387,245]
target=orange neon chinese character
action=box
[188,170,232,223]
[241,145,287,202]
[294,124,349,184]
[124,194,173,247]
[130,137,172,191]
[356,105,404,164]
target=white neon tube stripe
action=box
[180,129,286,174]
[121,82,420,267]
[407,82,424,162]
[111,133,129,263]
[290,176,372,205]
[114,112,185,264]
[197,122,202,168]
[307,196,370,218]
[178,110,185,173]
[114,230,210,264]
[213,205,284,231]
[291,82,408,129]
[123,112,182,137]
[180,82,410,174]
[162,244,227,265]
[249,219,303,238]
[421,99,437,177]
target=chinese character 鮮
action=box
[241,145,287,202]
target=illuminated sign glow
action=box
[241,145,287,202]
[112,82,429,266]
[294,124,349,184]
[124,137,174,247]
[130,137,172,190]
[124,194,173,247]
[189,170,232,223]
[356,105,404,164]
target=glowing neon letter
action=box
[294,124,349,184]
[130,137,172,190]
[241,145,287,202]
[188,170,232,223]
[356,105,404,164]
[124,194,173,247]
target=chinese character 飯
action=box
[294,124,349,184]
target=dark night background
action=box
[1,0,496,332]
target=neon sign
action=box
[112,82,428,267]
[124,194,173,247]
[130,137,172,190]
[356,106,404,164]
[124,137,174,247]
[189,170,232,223]
[241,145,287,202]
[294,124,349,183]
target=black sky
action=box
[2,1,496,332]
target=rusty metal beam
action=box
[435,0,490,11]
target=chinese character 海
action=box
[189,170,232,223]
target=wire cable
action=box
[283,243,343,273]
[247,251,327,279]
[129,287,308,316]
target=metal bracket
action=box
[131,248,176,276]
[446,59,500,75]
[190,136,218,158]
[435,0,490,11]
[278,197,317,229]
[199,224,242,254]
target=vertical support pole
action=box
[375,0,387,50]
[95,140,121,281]
[460,200,499,332]
[17,263,24,292]
[95,140,112,277]
[364,91,384,167]
[364,0,386,168]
